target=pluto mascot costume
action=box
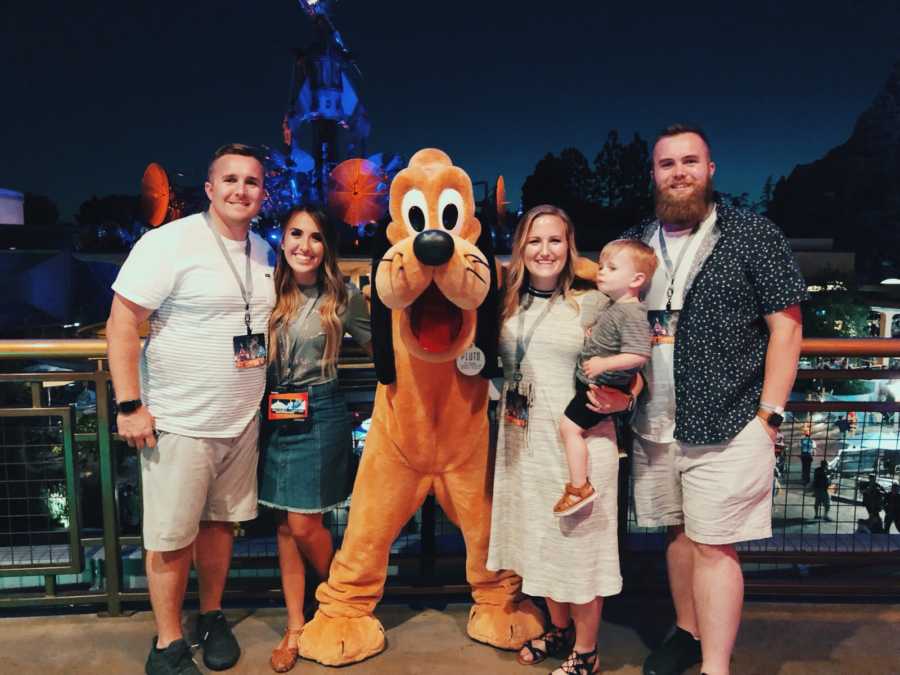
[299,149,543,665]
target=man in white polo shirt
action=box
[107,144,275,674]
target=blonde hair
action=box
[599,239,658,292]
[501,204,579,323]
[268,208,348,380]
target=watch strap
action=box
[118,399,143,414]
[757,408,783,428]
[759,401,785,415]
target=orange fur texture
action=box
[298,149,543,666]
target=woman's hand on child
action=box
[585,385,631,415]
[582,357,605,379]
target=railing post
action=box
[94,363,123,616]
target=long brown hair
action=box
[500,204,579,323]
[268,207,348,380]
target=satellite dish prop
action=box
[496,175,507,227]
[327,158,388,228]
[140,163,172,227]
[140,162,206,227]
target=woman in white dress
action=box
[487,205,632,675]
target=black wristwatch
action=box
[117,399,143,415]
[757,408,783,429]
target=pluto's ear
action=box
[574,254,598,282]
[370,222,396,385]
[474,224,501,379]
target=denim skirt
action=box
[258,380,352,513]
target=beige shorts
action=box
[631,416,775,545]
[140,416,259,552]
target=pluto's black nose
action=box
[413,229,454,266]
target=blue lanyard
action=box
[657,225,694,312]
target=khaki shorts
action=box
[140,416,259,552]
[631,416,775,545]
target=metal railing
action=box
[1,338,899,615]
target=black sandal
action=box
[552,646,600,675]
[517,621,575,666]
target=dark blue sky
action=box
[3,1,899,221]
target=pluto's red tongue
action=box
[411,284,462,353]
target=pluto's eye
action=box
[401,189,428,233]
[410,207,425,230]
[437,188,464,230]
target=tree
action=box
[559,148,594,201]
[24,193,59,225]
[521,153,569,212]
[617,133,653,222]
[594,131,624,207]
[801,290,871,339]
[75,194,139,227]
[715,190,754,211]
[75,194,141,252]
[521,132,654,251]
[798,289,875,395]
[757,175,776,216]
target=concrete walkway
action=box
[0,600,897,674]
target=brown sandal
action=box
[270,628,303,673]
[517,621,575,665]
[553,481,597,517]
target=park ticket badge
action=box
[648,310,679,346]
[233,333,267,369]
[267,391,310,421]
[504,382,531,428]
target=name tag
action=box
[233,333,267,368]
[504,382,531,428]
[267,391,309,421]
[648,310,679,346]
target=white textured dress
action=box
[487,289,623,604]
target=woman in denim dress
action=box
[259,207,371,672]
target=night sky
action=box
[3,0,900,222]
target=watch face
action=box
[769,412,784,428]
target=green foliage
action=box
[801,290,870,338]
[795,289,875,396]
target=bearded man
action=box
[619,125,806,675]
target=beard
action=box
[654,178,714,230]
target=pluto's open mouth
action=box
[409,283,463,353]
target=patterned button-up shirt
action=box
[623,204,808,445]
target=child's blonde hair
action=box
[599,239,658,293]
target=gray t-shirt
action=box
[270,283,371,387]
[575,300,650,388]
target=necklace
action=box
[527,284,555,298]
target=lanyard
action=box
[657,225,695,311]
[205,212,254,335]
[278,289,321,382]
[514,292,558,381]
[297,288,321,329]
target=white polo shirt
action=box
[112,213,276,437]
